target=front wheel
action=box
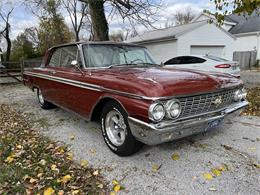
[101,101,143,156]
[37,88,56,109]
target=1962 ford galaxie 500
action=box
[23,42,248,156]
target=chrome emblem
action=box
[212,96,223,107]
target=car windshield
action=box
[82,44,157,68]
[204,55,229,62]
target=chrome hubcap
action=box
[105,110,127,146]
[38,89,44,105]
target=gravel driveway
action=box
[1,84,259,195]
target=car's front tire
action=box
[37,88,55,109]
[101,101,143,156]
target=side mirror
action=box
[71,60,84,74]
[71,60,78,67]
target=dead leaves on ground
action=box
[0,104,107,194]
[241,87,260,116]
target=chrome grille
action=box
[178,88,238,118]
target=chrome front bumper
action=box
[128,101,248,145]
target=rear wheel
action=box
[37,88,55,109]
[101,101,143,156]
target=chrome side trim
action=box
[24,71,150,100]
[23,71,243,101]
[24,71,102,92]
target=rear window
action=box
[204,55,229,62]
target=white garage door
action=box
[191,45,225,57]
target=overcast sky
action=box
[0,0,216,40]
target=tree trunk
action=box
[75,30,80,42]
[5,24,11,62]
[88,0,109,41]
[0,47,4,62]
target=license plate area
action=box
[206,118,224,131]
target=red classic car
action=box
[23,42,248,156]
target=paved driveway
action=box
[0,84,259,195]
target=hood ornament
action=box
[211,96,223,107]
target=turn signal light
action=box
[215,64,231,68]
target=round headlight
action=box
[165,99,181,119]
[149,103,165,122]
[234,89,243,101]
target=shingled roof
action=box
[226,10,260,34]
[126,20,207,44]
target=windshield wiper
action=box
[107,64,129,68]
[132,62,161,67]
[107,63,161,69]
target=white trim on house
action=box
[234,31,260,37]
[191,12,237,26]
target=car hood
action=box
[87,66,242,98]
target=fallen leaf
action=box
[37,173,43,178]
[211,169,221,177]
[113,184,121,192]
[152,164,161,172]
[57,190,64,195]
[66,152,73,161]
[56,147,65,154]
[89,148,96,154]
[29,178,38,184]
[80,159,89,168]
[217,165,226,172]
[203,173,213,180]
[171,152,180,161]
[39,159,46,166]
[112,180,119,185]
[209,187,217,191]
[58,175,72,184]
[44,187,55,195]
[5,155,14,163]
[72,190,80,195]
[110,192,116,195]
[93,170,99,176]
[69,134,75,140]
[51,164,59,172]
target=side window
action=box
[179,56,206,64]
[164,57,182,65]
[48,46,82,68]
[49,49,61,67]
[60,46,78,68]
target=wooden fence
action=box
[233,50,258,70]
[0,60,42,83]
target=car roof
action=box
[49,41,144,50]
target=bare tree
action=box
[174,8,196,25]
[0,6,14,61]
[79,0,162,41]
[62,0,89,41]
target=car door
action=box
[48,45,86,110]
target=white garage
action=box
[190,45,225,57]
[126,20,236,62]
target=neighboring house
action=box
[126,20,236,62]
[193,11,260,63]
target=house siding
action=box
[234,33,260,60]
[177,23,235,60]
[140,40,177,63]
